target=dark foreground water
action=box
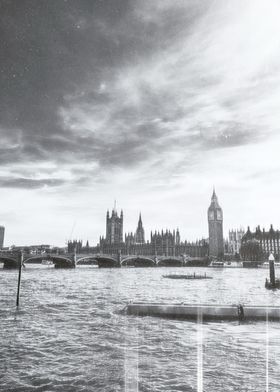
[0,266,280,392]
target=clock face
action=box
[209,211,214,220]
[217,210,223,220]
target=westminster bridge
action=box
[0,251,208,269]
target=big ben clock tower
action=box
[208,189,224,258]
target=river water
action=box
[0,266,280,392]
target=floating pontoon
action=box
[125,303,280,322]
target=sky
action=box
[1,0,280,247]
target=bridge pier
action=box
[54,264,75,269]
[2,255,20,269]
[117,250,121,268]
[3,260,19,269]
[52,252,76,268]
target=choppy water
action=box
[0,266,280,392]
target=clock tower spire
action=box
[208,189,224,258]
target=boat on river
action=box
[209,261,243,268]
[209,261,224,268]
[260,261,280,269]
[223,261,243,268]
[41,260,53,265]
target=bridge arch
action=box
[24,255,51,264]
[95,255,118,268]
[48,255,75,268]
[76,256,98,265]
[0,255,19,269]
[121,256,156,267]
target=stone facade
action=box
[125,213,145,245]
[228,228,245,255]
[105,209,123,244]
[67,240,83,253]
[98,210,208,258]
[98,234,208,258]
[69,207,209,259]
[241,225,280,261]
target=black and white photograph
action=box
[0,1,280,391]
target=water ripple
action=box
[0,266,280,391]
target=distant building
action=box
[0,226,5,248]
[228,228,245,255]
[208,189,224,258]
[99,209,208,258]
[124,232,135,247]
[241,225,280,261]
[105,208,123,244]
[149,230,207,258]
[67,240,83,253]
[9,244,52,255]
[99,207,124,254]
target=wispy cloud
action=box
[58,0,280,180]
[1,0,280,244]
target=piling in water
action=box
[269,259,276,286]
[265,253,280,289]
[16,251,23,308]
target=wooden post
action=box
[16,251,23,308]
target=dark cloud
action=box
[0,0,268,189]
[0,0,168,175]
[0,177,65,189]
[0,0,131,129]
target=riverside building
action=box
[68,190,225,260]
[241,225,280,261]
[97,209,208,258]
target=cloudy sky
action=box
[1,0,280,247]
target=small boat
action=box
[209,261,224,268]
[260,262,280,269]
[223,261,243,268]
[41,260,53,265]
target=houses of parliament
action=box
[68,190,224,260]
[98,210,208,258]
